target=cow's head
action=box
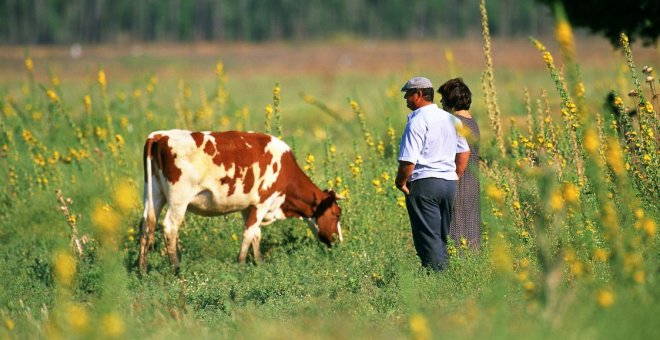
[313,189,343,246]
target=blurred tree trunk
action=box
[212,0,224,41]
[6,0,17,43]
[498,0,513,37]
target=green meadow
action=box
[0,29,658,340]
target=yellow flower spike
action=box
[397,196,406,208]
[54,251,76,286]
[5,318,14,330]
[593,248,609,262]
[380,172,390,182]
[642,218,656,237]
[24,57,33,72]
[645,101,654,113]
[561,182,580,204]
[634,271,645,284]
[485,184,504,203]
[550,190,564,211]
[98,70,107,88]
[584,129,599,154]
[114,181,138,213]
[555,19,575,56]
[46,90,60,104]
[409,313,430,340]
[491,239,513,274]
[597,288,615,308]
[83,95,92,113]
[91,203,121,242]
[606,138,624,175]
[101,313,125,338]
[66,304,89,332]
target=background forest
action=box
[1,0,554,43]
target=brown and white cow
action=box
[138,130,343,273]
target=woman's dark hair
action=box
[437,78,471,110]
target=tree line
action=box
[1,0,557,44]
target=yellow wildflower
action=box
[485,184,504,203]
[409,313,430,340]
[98,69,107,88]
[596,288,615,308]
[5,318,14,330]
[114,181,138,213]
[634,270,645,284]
[92,203,121,239]
[561,182,580,204]
[550,190,563,211]
[643,218,656,237]
[25,57,33,72]
[54,251,76,286]
[66,304,89,332]
[380,172,390,182]
[593,248,609,262]
[397,196,406,209]
[584,129,599,153]
[613,96,623,106]
[645,101,654,113]
[46,90,59,104]
[555,20,575,56]
[101,313,125,338]
[542,52,553,65]
[606,138,624,175]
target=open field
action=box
[0,36,658,339]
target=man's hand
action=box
[395,161,415,195]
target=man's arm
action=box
[455,151,470,178]
[395,161,415,195]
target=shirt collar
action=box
[407,103,439,121]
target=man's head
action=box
[401,77,434,111]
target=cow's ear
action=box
[325,189,344,200]
[312,192,319,207]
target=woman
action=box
[437,78,481,251]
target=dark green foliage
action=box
[538,0,660,46]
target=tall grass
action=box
[1,14,658,340]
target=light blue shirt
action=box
[398,104,470,181]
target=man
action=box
[395,76,470,271]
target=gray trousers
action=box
[405,177,456,271]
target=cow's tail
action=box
[138,136,157,273]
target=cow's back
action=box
[146,130,293,215]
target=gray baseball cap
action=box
[400,77,433,92]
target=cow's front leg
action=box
[162,207,185,275]
[239,206,264,264]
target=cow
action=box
[138,130,343,273]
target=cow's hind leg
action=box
[239,206,265,264]
[162,205,186,275]
[138,186,166,272]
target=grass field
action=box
[0,33,658,339]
